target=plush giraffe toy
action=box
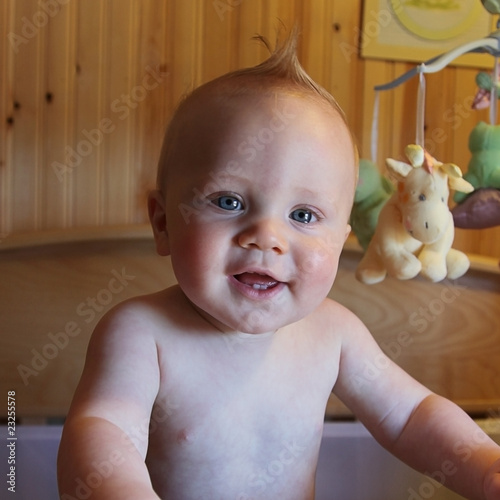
[356,145,474,284]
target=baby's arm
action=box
[332,310,500,500]
[57,301,161,500]
[390,394,500,499]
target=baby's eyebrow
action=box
[293,186,335,205]
[294,187,318,198]
[192,171,248,194]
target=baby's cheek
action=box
[170,231,210,282]
[297,244,338,286]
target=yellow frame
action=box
[361,0,497,68]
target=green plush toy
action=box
[454,122,500,204]
[451,122,500,228]
[451,122,500,229]
[350,159,394,250]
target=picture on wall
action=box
[362,0,496,67]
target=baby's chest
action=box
[148,336,333,497]
[157,367,327,447]
[153,348,328,454]
[149,385,323,499]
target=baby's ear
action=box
[344,223,352,243]
[148,190,171,256]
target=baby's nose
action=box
[237,219,289,254]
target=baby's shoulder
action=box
[297,296,372,352]
[309,296,364,332]
[91,285,192,344]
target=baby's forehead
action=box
[174,82,347,152]
[158,78,356,191]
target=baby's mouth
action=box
[234,272,280,291]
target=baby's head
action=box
[155,29,357,195]
[150,30,358,334]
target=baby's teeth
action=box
[252,284,268,290]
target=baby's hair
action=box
[156,27,356,190]
[221,27,346,117]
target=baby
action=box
[58,31,500,499]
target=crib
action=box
[1,226,499,499]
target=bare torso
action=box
[142,287,341,499]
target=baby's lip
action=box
[234,272,280,290]
[229,269,287,299]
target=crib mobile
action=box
[353,0,500,284]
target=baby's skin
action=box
[58,88,500,499]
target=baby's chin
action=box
[179,282,325,336]
[184,295,287,336]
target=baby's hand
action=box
[484,458,500,499]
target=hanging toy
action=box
[480,0,500,15]
[356,145,474,284]
[452,121,500,228]
[472,71,500,110]
[350,159,394,250]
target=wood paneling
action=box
[1,0,499,257]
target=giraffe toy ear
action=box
[387,144,430,182]
[439,163,474,194]
[404,144,425,167]
[448,177,474,193]
[386,158,413,182]
[440,162,463,178]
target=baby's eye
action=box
[290,208,317,224]
[212,195,243,211]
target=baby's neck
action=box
[185,293,280,340]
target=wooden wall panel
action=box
[101,0,136,226]
[9,0,45,232]
[72,0,107,227]
[202,2,235,83]
[0,1,12,237]
[301,0,329,89]
[328,1,363,127]
[1,0,499,258]
[43,0,76,229]
[133,0,170,218]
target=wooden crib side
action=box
[1,227,499,421]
